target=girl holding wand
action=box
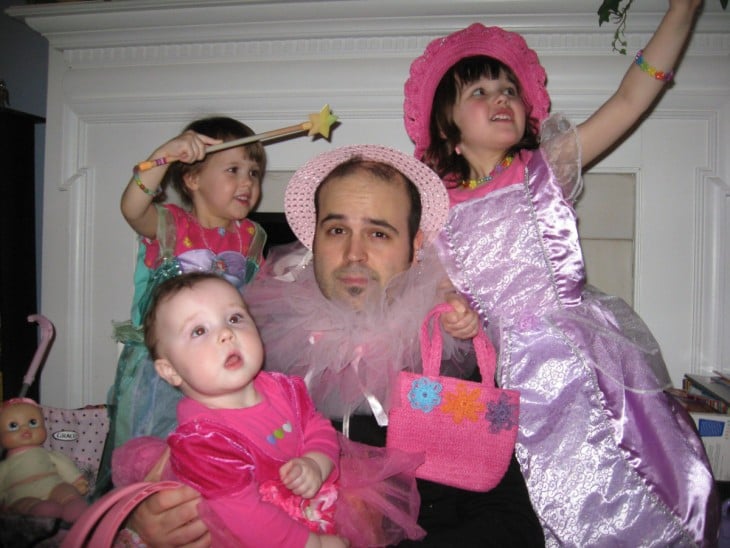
[403,0,718,545]
[104,117,267,491]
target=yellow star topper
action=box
[307,104,338,139]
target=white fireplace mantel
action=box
[7,0,730,408]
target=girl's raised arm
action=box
[120,131,220,238]
[578,0,701,167]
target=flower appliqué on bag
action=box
[485,393,518,433]
[440,383,486,424]
[408,378,442,413]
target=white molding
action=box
[8,0,729,48]
[693,174,730,372]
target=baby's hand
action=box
[280,457,322,499]
[72,476,89,496]
[440,292,480,340]
[155,130,222,165]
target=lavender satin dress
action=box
[436,116,718,546]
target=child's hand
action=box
[154,130,222,165]
[280,457,323,499]
[72,476,89,496]
[440,292,480,340]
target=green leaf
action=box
[597,0,622,25]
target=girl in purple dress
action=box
[403,0,718,545]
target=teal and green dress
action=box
[99,204,265,492]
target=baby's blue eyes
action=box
[7,422,19,431]
[29,419,40,428]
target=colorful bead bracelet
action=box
[133,170,162,197]
[634,49,674,83]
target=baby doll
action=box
[0,398,88,522]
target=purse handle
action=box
[420,303,496,380]
[61,481,183,547]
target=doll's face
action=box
[0,402,47,450]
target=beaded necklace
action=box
[189,213,243,255]
[460,154,514,190]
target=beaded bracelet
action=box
[634,49,674,83]
[133,171,162,197]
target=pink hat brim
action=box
[285,145,449,249]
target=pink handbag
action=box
[386,303,519,492]
[61,481,182,547]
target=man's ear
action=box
[411,229,425,265]
[154,358,182,387]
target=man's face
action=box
[312,169,423,309]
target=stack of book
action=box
[679,373,730,414]
[669,372,730,481]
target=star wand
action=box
[134,104,338,172]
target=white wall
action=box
[7,0,730,408]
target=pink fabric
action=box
[142,204,260,268]
[434,114,718,545]
[113,372,424,547]
[447,151,531,207]
[171,372,337,547]
[386,304,518,491]
[244,242,475,423]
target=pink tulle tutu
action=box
[112,432,425,547]
[244,242,475,425]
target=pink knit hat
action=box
[404,23,551,160]
[285,144,449,249]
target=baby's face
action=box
[0,402,47,450]
[153,277,264,407]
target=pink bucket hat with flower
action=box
[404,23,551,160]
[285,144,449,250]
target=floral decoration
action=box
[485,393,519,434]
[439,383,486,424]
[408,377,442,413]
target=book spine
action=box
[683,378,730,414]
